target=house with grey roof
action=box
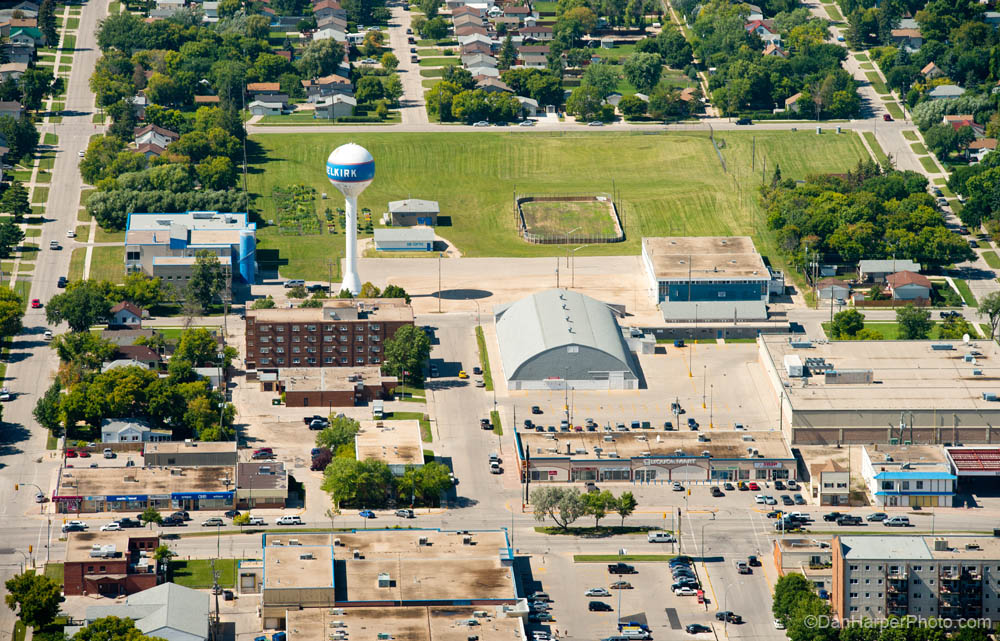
[927,84,965,100]
[65,583,209,641]
[101,418,171,444]
[857,259,921,283]
[388,199,439,226]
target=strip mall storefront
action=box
[54,491,234,514]
[520,456,797,483]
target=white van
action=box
[620,628,651,640]
[647,531,676,543]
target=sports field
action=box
[248,131,868,280]
[520,199,618,240]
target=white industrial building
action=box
[372,226,435,252]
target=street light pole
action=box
[710,385,714,429]
[702,366,706,409]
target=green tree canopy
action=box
[896,304,932,340]
[5,572,61,628]
[315,415,362,451]
[383,325,432,380]
[46,280,113,332]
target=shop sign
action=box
[754,461,782,469]
[172,492,234,500]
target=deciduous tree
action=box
[46,280,113,332]
[896,304,931,340]
[186,250,226,310]
[531,487,585,530]
[4,572,61,628]
[384,325,432,381]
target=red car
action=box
[30,299,41,308]
[65,449,78,458]
[748,482,760,491]
[882,114,893,121]
[79,450,90,458]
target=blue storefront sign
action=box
[107,495,147,502]
[172,492,233,500]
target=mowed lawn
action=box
[248,131,868,280]
[520,199,618,239]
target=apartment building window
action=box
[261,336,271,343]
[371,335,380,342]
[850,593,858,598]
[259,347,270,354]
[916,481,924,489]
[292,358,300,364]
[292,347,300,354]
[276,358,284,365]
[902,481,910,490]
[307,336,317,343]
[372,357,380,363]
[339,325,348,331]
[881,481,894,490]
[356,357,364,364]
[370,324,380,331]
[865,579,870,584]
[865,593,870,598]
[339,346,347,353]
[276,336,284,343]
[850,579,859,585]
[261,358,271,365]
[850,607,858,613]
[307,325,317,332]
[340,357,348,364]
[325,324,335,331]
[324,347,334,353]
[292,336,300,343]
[307,358,316,364]
[325,357,334,364]
[324,336,333,342]
[339,336,348,343]
[126,250,140,261]
[307,347,316,354]
[371,346,380,353]
[247,342,255,349]
[914,566,921,571]
[276,347,285,354]
[356,335,364,342]
[866,566,871,571]
[260,325,271,332]
[850,565,858,571]
[292,325,300,332]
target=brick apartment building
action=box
[244,299,413,371]
[64,532,161,597]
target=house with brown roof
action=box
[784,92,802,113]
[312,0,346,20]
[135,142,166,159]
[762,43,787,58]
[194,95,220,104]
[520,25,552,41]
[133,124,178,150]
[301,74,352,102]
[890,28,922,50]
[451,4,483,17]
[455,24,488,37]
[810,460,849,506]
[943,114,984,137]
[885,270,931,300]
[920,62,944,79]
[968,138,997,162]
[109,302,143,328]
[476,76,512,93]
[453,12,484,28]
[460,41,492,56]
[246,82,281,96]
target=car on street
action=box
[883,113,893,121]
[766,510,782,518]
[100,522,121,531]
[673,587,698,596]
[585,587,611,597]
[79,450,90,458]
[359,509,376,519]
[823,512,844,522]
[66,230,76,238]
[748,555,760,566]
[473,121,490,127]
[30,299,41,308]
[284,279,305,288]
[202,517,224,527]
[170,511,191,521]
[458,370,469,379]
[519,120,536,126]
[78,150,85,157]
[49,241,61,250]
[774,620,786,630]
[686,625,711,634]
[867,512,888,521]
[610,581,633,589]
[34,492,45,503]
[748,482,760,491]
[608,562,636,574]
[672,481,684,491]
[970,239,979,248]
[837,515,862,526]
[224,509,240,518]
[716,612,742,624]
[252,449,275,459]
[735,117,752,125]
[62,523,87,532]
[793,493,806,505]
[724,482,734,491]
[309,419,327,430]
[735,560,751,574]
[587,121,604,126]
[161,516,186,526]
[589,601,614,611]
[884,516,910,527]
[276,515,303,525]
[57,276,67,288]
[116,518,142,528]
[472,366,482,375]
[395,509,415,518]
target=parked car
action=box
[716,611,742,624]
[608,562,636,574]
[837,516,862,526]
[458,370,469,379]
[100,522,122,531]
[202,517,224,527]
[672,481,684,491]
[735,117,752,125]
[866,512,888,522]
[586,587,611,597]
[49,241,61,250]
[671,580,699,591]
[62,523,86,533]
[823,512,844,522]
[57,276,67,288]
[587,121,604,126]
[610,581,633,589]
[774,480,785,490]
[224,509,240,519]
[748,482,759,491]
[528,592,550,602]
[359,509,376,519]
[30,299,41,308]
[774,620,786,630]
[284,279,305,288]
[519,120,536,126]
[589,601,614,611]
[781,495,793,505]
[395,509,415,518]
[793,493,806,505]
[673,587,698,596]
[882,113,893,121]
[686,624,711,634]
[724,482,735,491]
[884,516,910,527]
[161,516,186,527]
[531,405,542,414]
[247,517,266,526]
[748,555,760,567]
[473,121,490,127]
[252,449,275,459]
[276,515,303,525]
[171,511,191,521]
[116,518,142,528]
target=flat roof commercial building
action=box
[515,430,794,483]
[373,226,435,252]
[641,237,778,321]
[286,605,523,641]
[861,445,955,508]
[143,441,238,467]
[257,366,396,407]
[832,535,1000,623]
[64,531,161,596]
[124,211,256,288]
[355,420,424,475]
[494,288,641,391]
[244,299,413,371]
[758,335,1000,445]
[236,461,288,509]
[388,199,439,226]
[245,529,518,629]
[54,465,235,514]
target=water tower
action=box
[326,143,375,295]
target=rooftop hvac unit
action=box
[272,539,282,546]
[353,549,361,559]
[289,539,300,546]
[463,535,473,545]
[640,451,651,457]
[418,537,428,546]
[674,449,684,456]
[702,450,711,457]
[377,573,391,588]
[608,453,619,458]
[934,539,949,551]
[931,344,955,351]
[334,538,342,546]
[299,553,314,560]
[983,393,997,402]
[330,621,346,628]
[593,446,603,454]
[974,369,983,376]
[604,435,614,442]
[742,434,755,441]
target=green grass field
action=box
[68,247,85,280]
[248,131,868,279]
[822,320,944,340]
[884,102,904,120]
[31,187,48,204]
[911,142,928,155]
[953,278,977,307]
[520,199,617,238]
[982,250,1000,269]
[864,72,889,95]
[43,133,58,145]
[918,155,939,173]
[66,17,79,29]
[89,245,125,283]
[823,3,843,21]
[475,325,493,391]
[854,52,869,62]
[169,559,237,588]
[861,131,889,166]
[418,57,460,67]
[902,130,919,142]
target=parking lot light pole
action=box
[702,366,706,409]
[710,385,714,429]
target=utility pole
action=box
[437,253,442,313]
[210,560,221,641]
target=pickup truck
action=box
[302,415,326,425]
[247,517,266,526]
[608,562,636,574]
[823,512,844,522]
[837,515,862,526]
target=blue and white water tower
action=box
[326,143,375,295]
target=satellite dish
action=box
[963,334,971,344]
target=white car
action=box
[66,230,75,238]
[674,587,698,596]
[472,121,490,127]
[67,520,88,529]
[755,494,766,504]
[78,150,84,157]
[100,522,121,531]
[774,620,786,630]
[764,496,777,505]
[519,119,535,126]
[672,481,684,491]
[585,587,611,597]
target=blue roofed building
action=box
[124,211,256,292]
[861,445,956,508]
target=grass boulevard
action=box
[248,130,868,281]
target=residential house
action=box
[64,583,209,641]
[156,0,185,11]
[135,142,165,159]
[460,41,493,56]
[504,5,533,20]
[604,93,622,107]
[517,95,538,117]
[927,84,965,100]
[101,418,171,444]
[133,124,179,150]
[2,43,32,64]
[0,101,24,120]
[9,26,42,47]
[0,62,25,81]
[101,328,158,347]
[132,93,148,119]
[194,95,220,105]
[312,0,346,21]
[453,13,484,28]
[784,92,802,113]
[313,93,355,118]
[920,62,944,79]
[858,259,920,283]
[519,25,552,41]
[313,27,347,42]
[890,28,923,50]
[745,2,763,20]
[113,345,162,369]
[452,5,484,17]
[968,138,997,162]
[8,17,36,29]
[491,15,520,29]
[316,14,347,32]
[203,1,219,20]
[301,74,352,102]
[679,87,698,104]
[810,460,850,506]
[762,43,787,58]
[461,53,496,68]
[817,278,850,301]
[109,302,143,328]
[476,77,513,94]
[248,99,285,116]
[455,24,488,37]
[8,2,39,16]
[745,19,780,45]
[943,114,984,136]
[468,65,499,78]
[517,44,548,68]
[885,270,932,300]
[985,10,1000,27]
[458,32,495,48]
[246,82,281,98]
